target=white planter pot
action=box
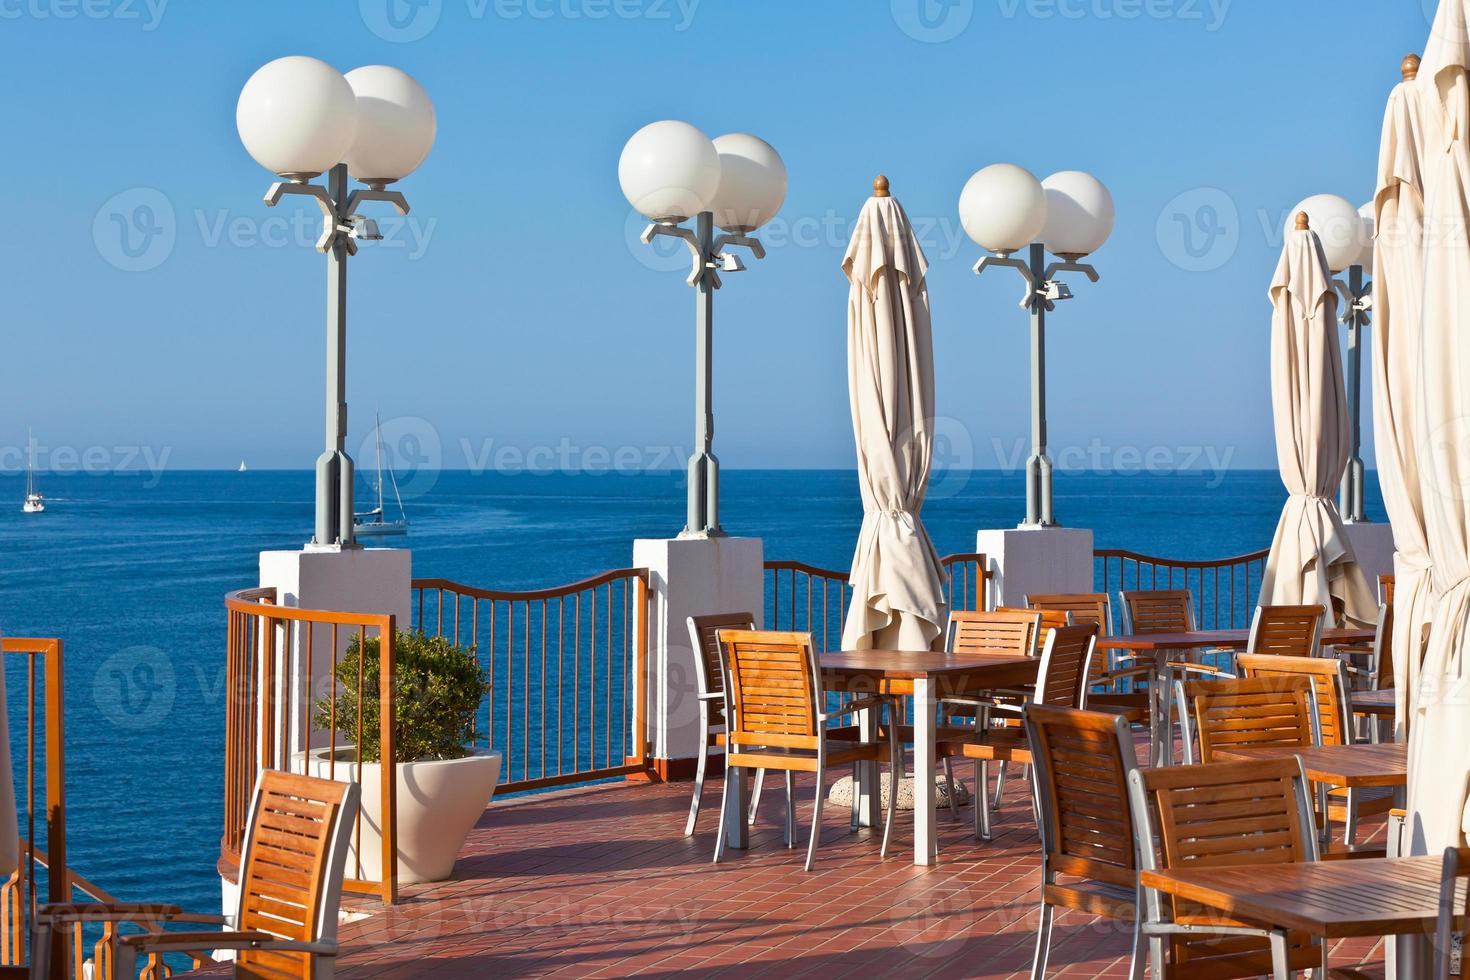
[294,746,501,885]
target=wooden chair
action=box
[1246,604,1324,657]
[1342,602,1393,695]
[1435,845,1470,980]
[1237,653,1391,846]
[935,623,1097,840]
[1379,574,1395,605]
[945,608,1041,658]
[1026,593,1112,634]
[1119,589,1235,764]
[1187,675,1318,763]
[1026,593,1146,724]
[1128,758,1325,977]
[685,613,762,836]
[999,606,1070,633]
[714,629,898,871]
[1024,705,1143,979]
[37,771,360,980]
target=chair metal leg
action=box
[1173,678,1194,765]
[1343,788,1358,845]
[880,726,898,858]
[784,771,796,848]
[684,725,709,837]
[975,759,992,841]
[1127,884,1146,979]
[1268,930,1291,980]
[805,761,825,872]
[713,763,732,865]
[850,762,859,831]
[1029,901,1054,980]
[749,768,765,825]
[944,757,959,821]
[993,761,1009,810]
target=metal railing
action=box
[763,553,991,649]
[222,588,399,905]
[1094,547,1271,630]
[412,569,650,795]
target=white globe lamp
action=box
[1356,201,1375,270]
[619,121,721,224]
[237,56,358,180]
[1040,171,1115,258]
[1289,194,1368,273]
[959,164,1048,256]
[343,66,437,186]
[708,133,787,233]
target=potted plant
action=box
[300,630,499,885]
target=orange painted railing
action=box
[763,553,991,649]
[221,589,399,905]
[412,569,651,795]
[1094,547,1271,630]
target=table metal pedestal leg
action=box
[914,677,936,866]
[856,700,880,829]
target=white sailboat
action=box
[238,460,248,473]
[22,429,44,514]
[354,414,408,538]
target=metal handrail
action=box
[1094,547,1271,630]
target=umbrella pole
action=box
[1340,263,1369,523]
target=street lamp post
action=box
[960,166,1114,528]
[1289,194,1375,524]
[237,57,436,548]
[621,123,787,537]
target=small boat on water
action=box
[238,460,248,472]
[22,429,44,514]
[354,414,408,538]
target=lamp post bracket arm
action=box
[343,187,410,218]
[1042,259,1099,284]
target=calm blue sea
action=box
[0,469,1385,914]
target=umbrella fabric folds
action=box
[1372,59,1440,737]
[1410,0,1470,852]
[1258,221,1376,630]
[840,183,947,652]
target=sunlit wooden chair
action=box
[937,608,1041,737]
[713,629,897,871]
[1246,604,1324,657]
[1187,674,1318,764]
[685,612,763,836]
[36,770,359,980]
[1435,845,1470,980]
[935,623,1097,840]
[1379,574,1395,604]
[1025,705,1143,979]
[1342,602,1393,694]
[1026,593,1112,634]
[1237,653,1391,846]
[1128,757,1326,977]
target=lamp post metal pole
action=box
[1025,242,1054,528]
[688,210,721,537]
[1340,262,1367,523]
[317,163,357,548]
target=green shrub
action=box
[315,630,489,764]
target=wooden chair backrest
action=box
[1380,574,1395,605]
[1246,604,1324,657]
[1436,846,1470,980]
[1036,624,1097,708]
[717,629,820,751]
[236,770,359,979]
[686,613,756,723]
[1237,653,1351,747]
[1372,601,1394,692]
[1188,675,1316,762]
[946,609,1040,658]
[1119,590,1196,635]
[1026,705,1139,890]
[1027,593,1113,636]
[999,606,1070,632]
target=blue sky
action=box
[0,0,1434,473]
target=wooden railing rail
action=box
[1094,547,1271,630]
[412,569,650,795]
[222,589,398,905]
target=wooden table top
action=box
[1353,689,1396,715]
[1213,742,1407,787]
[1098,627,1374,651]
[821,650,1039,696]
[1140,855,1453,939]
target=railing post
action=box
[43,642,65,980]
[632,573,649,768]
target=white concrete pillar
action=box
[258,546,412,756]
[976,526,1095,608]
[633,536,763,773]
[1341,522,1396,596]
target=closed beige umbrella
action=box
[1373,53,1439,738]
[1410,0,1470,853]
[841,176,947,652]
[1259,215,1376,629]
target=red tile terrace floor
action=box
[241,763,1393,979]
